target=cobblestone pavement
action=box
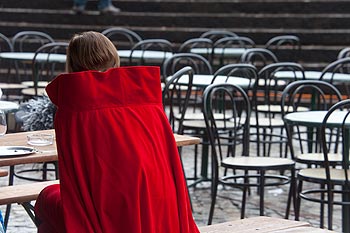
[0,144,342,232]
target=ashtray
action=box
[27,133,54,146]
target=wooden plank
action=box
[174,134,200,147]
[199,216,333,233]
[0,180,59,205]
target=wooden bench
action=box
[199,216,334,232]
[0,180,59,225]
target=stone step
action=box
[2,0,350,14]
[1,8,349,31]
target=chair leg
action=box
[327,187,333,230]
[285,168,295,219]
[259,171,265,216]
[207,178,218,225]
[320,184,325,228]
[295,179,303,221]
[241,173,249,219]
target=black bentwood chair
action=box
[295,99,350,231]
[203,83,295,225]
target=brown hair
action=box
[66,31,120,73]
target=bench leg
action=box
[21,202,37,226]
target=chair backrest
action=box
[282,80,343,156]
[101,27,142,49]
[265,35,301,62]
[162,53,213,78]
[203,83,251,165]
[162,66,193,133]
[31,42,68,96]
[337,47,350,60]
[211,63,258,94]
[11,31,54,52]
[281,80,342,116]
[320,57,350,84]
[321,99,350,191]
[200,30,238,42]
[240,48,278,70]
[255,62,305,109]
[129,39,173,66]
[178,37,213,63]
[213,36,255,66]
[0,33,13,52]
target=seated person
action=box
[35,31,199,233]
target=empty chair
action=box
[240,48,278,70]
[265,35,301,62]
[251,62,305,158]
[292,99,350,231]
[11,31,54,52]
[128,39,173,67]
[101,27,142,49]
[11,31,55,82]
[282,80,343,168]
[203,82,295,224]
[212,36,255,66]
[178,38,214,64]
[163,53,213,78]
[21,42,68,98]
[200,30,238,43]
[320,57,350,98]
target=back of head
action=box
[66,31,120,73]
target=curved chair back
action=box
[0,33,13,52]
[282,80,343,158]
[265,35,301,62]
[162,53,212,78]
[162,66,193,133]
[101,27,142,49]
[240,48,278,70]
[213,36,255,65]
[129,39,173,66]
[11,31,54,52]
[178,38,213,63]
[337,47,350,60]
[22,42,68,97]
[200,30,238,42]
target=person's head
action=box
[66,31,120,73]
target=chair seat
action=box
[21,81,48,87]
[178,112,227,121]
[183,119,238,129]
[222,156,295,170]
[21,88,47,96]
[298,168,350,184]
[249,116,284,127]
[296,153,342,164]
[257,104,309,113]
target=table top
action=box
[169,74,252,89]
[199,216,333,232]
[190,47,246,58]
[275,70,350,83]
[284,110,350,128]
[0,129,200,167]
[0,52,66,63]
[117,50,173,60]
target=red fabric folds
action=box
[35,66,199,233]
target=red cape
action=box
[45,66,199,233]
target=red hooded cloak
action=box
[35,66,199,233]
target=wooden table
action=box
[199,216,334,232]
[0,129,200,167]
